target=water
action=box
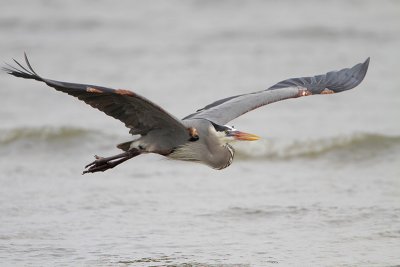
[1,0,400,266]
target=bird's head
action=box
[211,122,260,144]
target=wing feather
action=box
[183,58,370,124]
[4,54,187,136]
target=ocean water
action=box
[0,0,399,266]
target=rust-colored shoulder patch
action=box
[115,89,135,96]
[188,127,199,142]
[321,88,335,94]
[298,88,312,97]
[86,87,103,93]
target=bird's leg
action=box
[82,149,140,174]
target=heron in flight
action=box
[3,54,369,174]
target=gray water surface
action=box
[1,0,400,266]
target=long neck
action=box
[207,143,235,170]
[168,120,235,169]
[168,141,234,170]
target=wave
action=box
[235,133,400,161]
[0,126,98,145]
[1,127,399,161]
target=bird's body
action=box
[115,118,234,170]
[3,54,370,174]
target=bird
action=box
[3,54,369,174]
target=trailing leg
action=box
[82,149,140,174]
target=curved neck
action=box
[207,143,235,170]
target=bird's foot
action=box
[83,155,123,174]
[82,150,140,174]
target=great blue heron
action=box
[3,54,369,174]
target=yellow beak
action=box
[233,131,260,141]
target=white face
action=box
[211,123,260,144]
[223,125,242,142]
[212,125,238,144]
[209,125,235,144]
[224,125,236,131]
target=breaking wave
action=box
[1,127,399,161]
[0,126,98,145]
[235,133,400,161]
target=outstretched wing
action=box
[4,53,187,136]
[183,58,370,125]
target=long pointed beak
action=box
[233,131,260,141]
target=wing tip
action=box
[362,57,370,72]
[355,56,370,85]
[3,53,43,81]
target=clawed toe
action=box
[82,150,140,175]
[83,156,112,174]
[84,155,105,168]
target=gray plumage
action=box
[3,54,370,173]
[184,58,369,124]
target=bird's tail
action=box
[3,53,43,82]
[116,141,133,151]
